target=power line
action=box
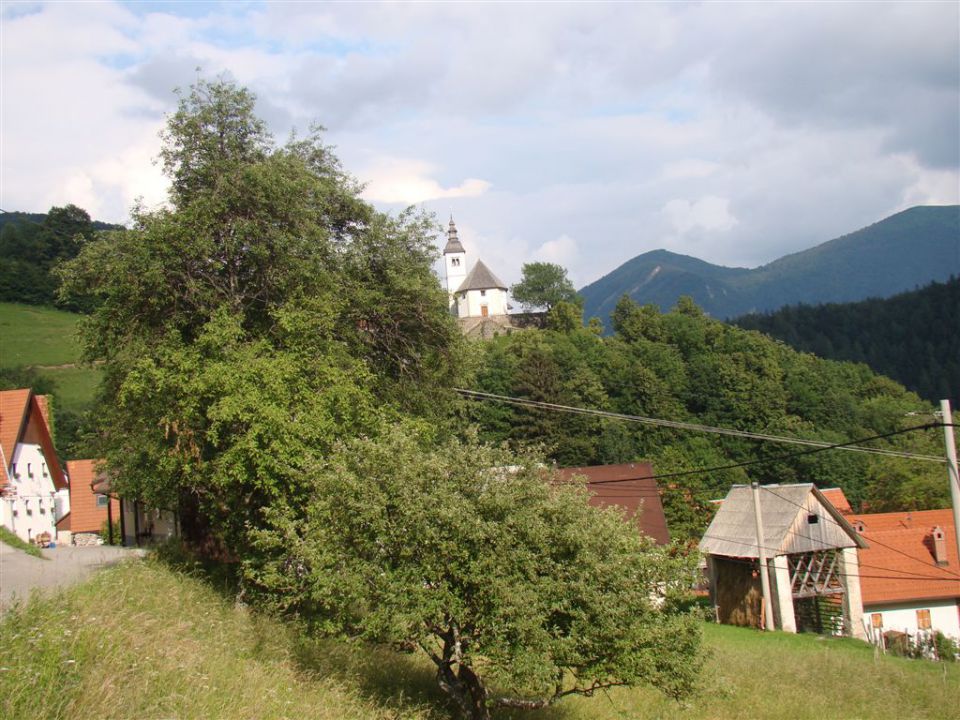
[586,423,942,486]
[456,389,946,463]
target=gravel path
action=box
[0,542,147,612]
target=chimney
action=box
[932,526,949,566]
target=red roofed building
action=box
[819,487,853,514]
[553,462,670,545]
[0,388,69,543]
[846,505,960,642]
[55,459,121,545]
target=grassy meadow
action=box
[0,302,100,413]
[1,558,956,720]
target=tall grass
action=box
[1,558,957,720]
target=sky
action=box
[2,1,958,288]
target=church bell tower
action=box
[442,216,467,313]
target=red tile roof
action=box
[847,508,960,606]
[0,389,32,487]
[0,389,67,491]
[554,462,670,545]
[820,487,853,514]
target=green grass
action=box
[41,366,102,414]
[1,559,957,720]
[0,303,83,368]
[0,302,101,412]
[0,526,44,559]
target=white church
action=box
[441,217,510,320]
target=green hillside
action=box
[0,302,100,415]
[467,297,947,533]
[733,278,960,403]
[2,558,954,720]
[581,206,960,324]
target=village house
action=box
[54,459,121,546]
[0,388,69,543]
[700,483,867,639]
[90,473,179,547]
[819,488,960,642]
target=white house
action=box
[0,389,70,543]
[442,217,510,319]
[844,505,960,642]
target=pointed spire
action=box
[443,215,466,254]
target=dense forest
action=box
[732,278,959,404]
[464,297,949,539]
[0,206,120,308]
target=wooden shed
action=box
[700,484,867,638]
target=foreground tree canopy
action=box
[249,427,701,720]
[59,78,464,551]
[58,79,702,717]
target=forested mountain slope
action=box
[580,205,960,324]
[465,298,947,538]
[733,278,959,404]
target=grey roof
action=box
[456,259,508,292]
[443,217,465,255]
[699,484,866,558]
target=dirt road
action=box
[0,542,146,612]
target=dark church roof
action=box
[456,259,508,292]
[443,217,465,255]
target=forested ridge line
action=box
[732,277,959,403]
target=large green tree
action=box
[58,78,462,551]
[510,262,580,312]
[248,426,701,720]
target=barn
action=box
[700,483,867,638]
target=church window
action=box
[452,258,460,267]
[480,289,486,296]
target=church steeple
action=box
[443,216,466,255]
[442,216,467,311]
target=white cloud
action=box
[359,157,491,204]
[662,196,739,235]
[0,0,956,287]
[533,234,579,267]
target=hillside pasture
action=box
[1,558,955,720]
[0,302,100,412]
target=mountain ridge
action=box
[580,205,960,322]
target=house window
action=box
[96,495,109,508]
[871,613,883,629]
[807,514,819,525]
[42,463,48,477]
[11,462,17,478]
[917,609,932,630]
[27,463,33,478]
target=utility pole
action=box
[751,482,775,631]
[940,400,960,564]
